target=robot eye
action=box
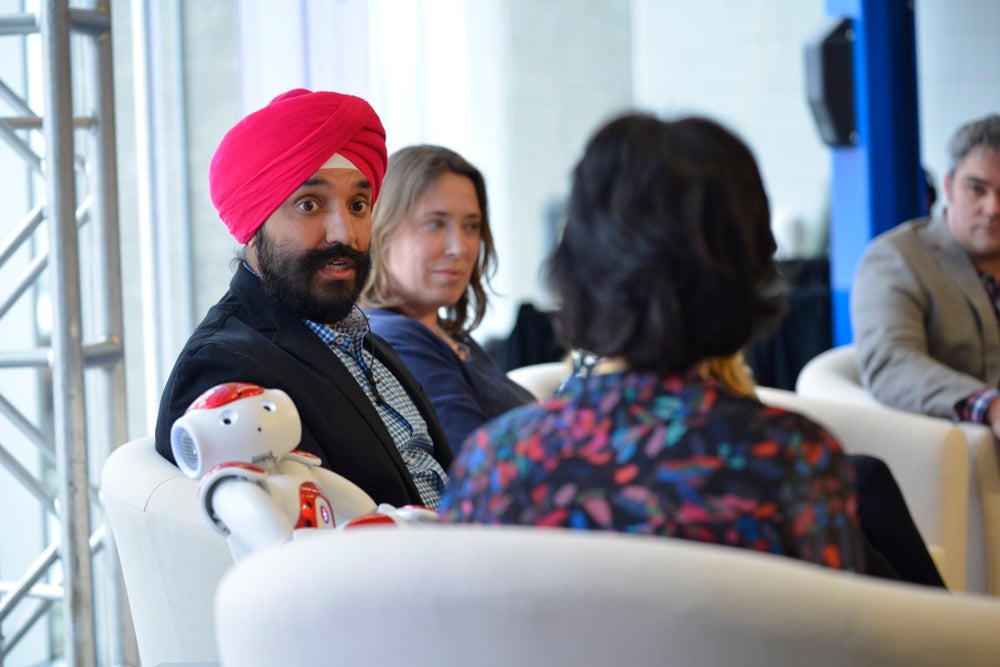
[219,409,238,426]
[261,400,276,412]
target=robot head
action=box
[171,382,302,479]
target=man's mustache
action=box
[298,244,371,274]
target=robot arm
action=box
[211,478,295,559]
[199,462,295,561]
[339,503,440,529]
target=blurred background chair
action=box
[506,360,569,401]
[215,526,1000,667]
[796,345,1000,596]
[100,436,233,666]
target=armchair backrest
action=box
[796,344,1000,596]
[215,526,1000,667]
[507,361,569,401]
[100,436,233,666]
[757,386,968,590]
[795,344,878,408]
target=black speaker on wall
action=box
[805,18,857,147]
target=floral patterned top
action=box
[439,370,865,572]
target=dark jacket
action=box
[155,266,454,506]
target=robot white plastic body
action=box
[171,382,436,560]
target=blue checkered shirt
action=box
[305,309,448,508]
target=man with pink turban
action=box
[155,89,454,509]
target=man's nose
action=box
[323,206,358,246]
[987,191,1000,218]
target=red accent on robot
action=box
[188,381,264,411]
[296,482,336,529]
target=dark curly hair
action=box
[546,113,787,374]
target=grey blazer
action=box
[851,214,1000,419]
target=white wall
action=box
[631,0,1000,257]
[632,0,832,258]
[500,0,633,329]
[916,0,1000,205]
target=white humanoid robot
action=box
[171,381,437,560]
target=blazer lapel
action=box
[924,215,1000,382]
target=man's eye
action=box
[297,200,318,213]
[351,200,369,214]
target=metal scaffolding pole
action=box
[40,0,96,662]
[0,1,132,665]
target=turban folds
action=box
[209,88,388,244]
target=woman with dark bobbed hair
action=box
[550,114,786,373]
[438,114,864,571]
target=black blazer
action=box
[155,266,454,507]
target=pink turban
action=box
[209,88,388,244]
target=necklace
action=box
[435,323,470,361]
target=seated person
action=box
[155,89,453,509]
[852,114,1000,437]
[440,113,867,571]
[693,353,943,586]
[361,145,534,453]
[567,349,944,586]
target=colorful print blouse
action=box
[439,370,865,572]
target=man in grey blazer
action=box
[852,113,1000,437]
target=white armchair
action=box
[756,387,968,590]
[506,360,570,401]
[797,344,1000,596]
[100,436,232,666]
[215,526,1000,667]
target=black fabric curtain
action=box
[744,258,832,390]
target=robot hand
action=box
[338,502,440,529]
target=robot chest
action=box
[294,482,336,529]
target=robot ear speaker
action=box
[172,426,202,478]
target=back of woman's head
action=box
[362,144,496,334]
[547,113,786,374]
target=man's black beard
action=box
[255,231,372,324]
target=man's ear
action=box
[943,171,954,203]
[243,239,259,273]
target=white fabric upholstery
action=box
[100,436,232,666]
[506,361,569,401]
[797,345,1000,595]
[215,526,1000,667]
[756,387,968,590]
